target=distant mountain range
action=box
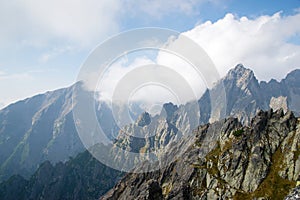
[111,64,300,166]
[0,64,299,199]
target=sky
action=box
[0,0,300,108]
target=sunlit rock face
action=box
[270,96,288,113]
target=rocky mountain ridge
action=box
[101,109,300,200]
[113,64,300,161]
[2,109,298,200]
[0,64,299,184]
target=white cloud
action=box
[1,1,300,109]
[156,48,208,99]
[0,0,226,108]
[183,12,300,81]
[0,0,121,48]
[0,0,218,49]
[96,56,155,101]
[95,48,207,107]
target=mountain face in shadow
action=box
[0,84,132,181]
[0,150,123,200]
[0,85,84,181]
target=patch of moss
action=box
[233,191,252,200]
[190,163,206,169]
[205,143,221,177]
[221,139,233,153]
[233,129,244,137]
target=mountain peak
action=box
[226,64,256,88]
[234,63,247,71]
[228,64,253,77]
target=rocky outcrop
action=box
[101,109,300,200]
[270,96,288,113]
